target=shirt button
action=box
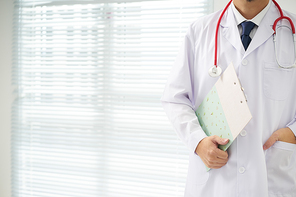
[240,130,247,137]
[239,167,245,174]
[242,59,248,66]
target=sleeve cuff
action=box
[287,118,296,136]
[188,130,208,154]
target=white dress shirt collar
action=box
[231,0,271,26]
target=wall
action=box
[0,0,13,196]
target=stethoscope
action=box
[209,0,296,77]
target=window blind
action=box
[12,0,212,196]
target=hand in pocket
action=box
[263,127,296,150]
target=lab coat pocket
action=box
[264,62,293,101]
[186,153,209,191]
[266,141,296,196]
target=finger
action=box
[215,148,229,159]
[206,142,228,159]
[210,136,229,158]
[214,157,229,164]
[206,157,228,169]
[212,135,229,146]
[206,148,228,163]
[210,162,228,169]
[263,132,279,150]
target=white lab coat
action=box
[161,2,296,197]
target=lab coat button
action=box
[240,130,247,137]
[242,59,248,66]
[239,167,245,174]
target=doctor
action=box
[161,0,296,196]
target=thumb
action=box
[263,133,279,150]
[212,135,229,145]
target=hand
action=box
[263,128,296,150]
[195,135,229,169]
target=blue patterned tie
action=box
[241,21,255,50]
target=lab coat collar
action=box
[220,5,245,56]
[220,1,278,58]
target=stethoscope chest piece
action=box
[208,65,222,77]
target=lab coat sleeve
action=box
[162,102,207,154]
[161,31,207,153]
[286,115,296,136]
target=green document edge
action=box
[195,86,234,171]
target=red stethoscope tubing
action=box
[214,0,296,68]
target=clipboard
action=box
[195,62,252,170]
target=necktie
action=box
[241,21,255,50]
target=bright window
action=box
[12,0,212,196]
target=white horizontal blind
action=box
[12,0,212,196]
